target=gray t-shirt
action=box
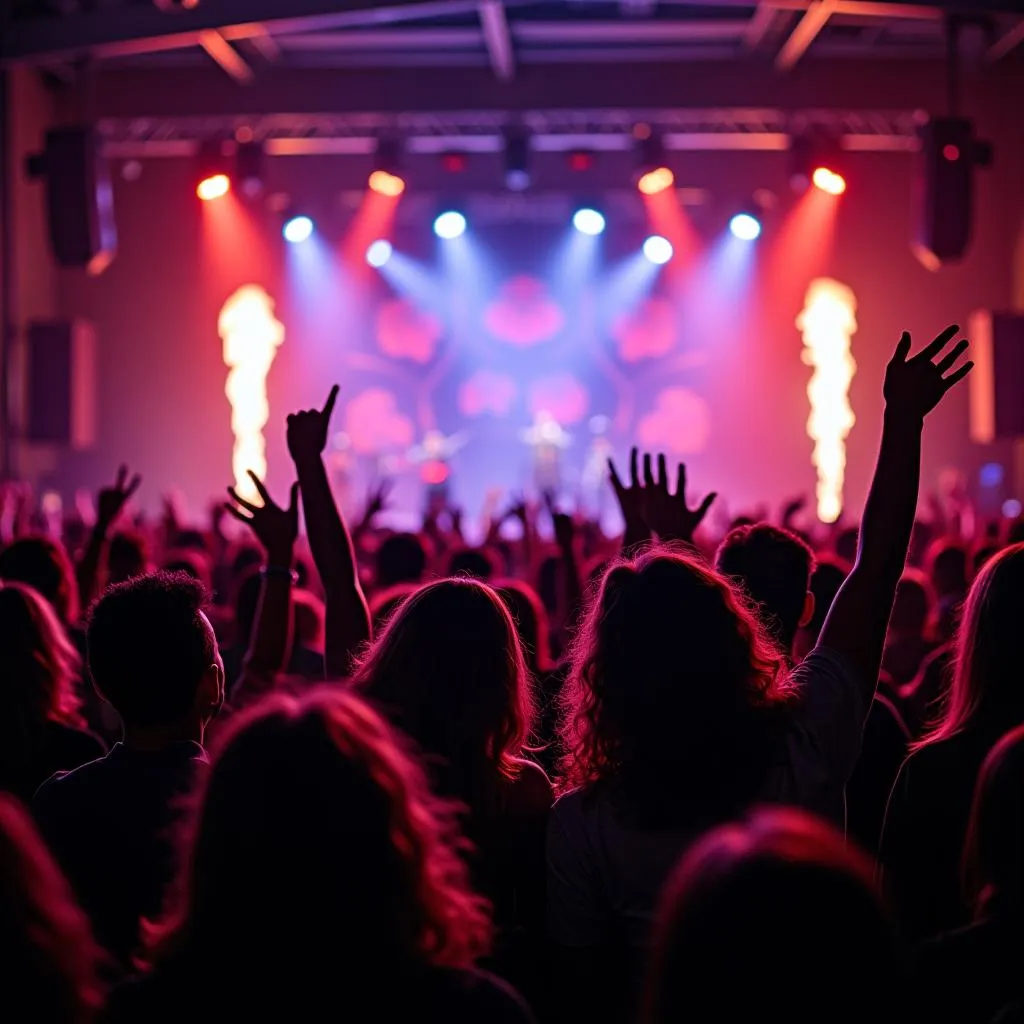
[546,646,866,950]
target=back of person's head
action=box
[889,569,935,637]
[107,531,149,585]
[0,536,79,625]
[87,572,222,732]
[497,579,552,676]
[161,549,212,591]
[375,533,427,588]
[963,723,1024,918]
[291,588,324,650]
[715,524,814,654]
[369,583,418,633]
[806,556,848,640]
[0,795,103,1023]
[446,546,498,581]
[149,689,490,986]
[643,808,904,1024]
[560,546,790,826]
[353,578,533,790]
[929,539,970,598]
[919,543,1024,749]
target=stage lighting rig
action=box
[434,209,467,239]
[789,132,846,196]
[572,207,606,236]
[634,125,674,196]
[369,139,406,197]
[236,141,265,198]
[504,130,531,191]
[195,140,230,200]
[283,214,314,243]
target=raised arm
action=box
[77,466,141,609]
[286,386,371,676]
[226,471,299,700]
[819,325,972,696]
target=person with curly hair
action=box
[548,326,972,1016]
[103,688,534,1022]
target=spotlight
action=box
[370,138,406,196]
[283,215,313,243]
[573,207,606,236]
[729,212,762,240]
[236,141,264,198]
[812,167,847,196]
[642,235,673,265]
[366,239,393,268]
[634,127,674,195]
[195,140,230,201]
[504,131,531,191]
[433,210,466,240]
[197,173,230,201]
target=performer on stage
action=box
[520,410,571,494]
[407,429,468,506]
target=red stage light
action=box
[942,143,961,162]
[568,150,593,172]
[441,152,467,173]
[196,173,230,201]
[812,166,846,196]
[638,166,675,196]
[368,170,406,197]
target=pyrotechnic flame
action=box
[797,279,857,523]
[219,285,285,502]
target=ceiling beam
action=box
[775,0,836,70]
[987,17,1024,61]
[0,0,482,65]
[479,1,515,80]
[246,26,283,63]
[742,1,780,50]
[198,30,254,82]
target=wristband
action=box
[260,565,298,584]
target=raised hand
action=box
[96,465,142,532]
[226,471,299,565]
[363,479,393,524]
[608,447,647,540]
[643,452,716,544]
[287,385,339,465]
[884,325,973,422]
[543,490,575,550]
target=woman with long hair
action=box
[352,579,552,995]
[643,809,905,1024]
[104,689,533,1022]
[0,582,105,798]
[0,794,104,1023]
[881,542,1024,938]
[550,323,974,1015]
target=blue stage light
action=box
[283,215,313,243]
[642,234,673,265]
[366,239,393,268]
[433,210,466,239]
[729,212,762,240]
[573,207,606,236]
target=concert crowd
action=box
[1,324,1021,1023]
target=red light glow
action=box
[812,167,847,196]
[638,166,675,196]
[943,144,961,162]
[197,173,230,201]
[368,170,406,197]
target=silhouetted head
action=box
[928,539,969,599]
[107,531,149,585]
[446,547,498,581]
[0,794,103,1023]
[889,570,935,637]
[161,549,212,591]
[87,572,223,735]
[918,543,1024,750]
[497,579,552,677]
[149,689,490,986]
[375,533,427,588]
[353,578,533,797]
[715,524,814,654]
[643,809,904,1024]
[963,723,1024,919]
[560,546,790,826]
[0,536,79,625]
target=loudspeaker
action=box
[913,118,990,270]
[26,320,98,449]
[969,310,1024,443]
[28,126,117,274]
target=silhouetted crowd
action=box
[1,325,1021,1023]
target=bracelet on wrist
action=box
[260,565,298,584]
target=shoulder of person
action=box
[32,742,109,805]
[427,967,536,1023]
[507,757,554,810]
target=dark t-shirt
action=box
[33,741,207,968]
[103,963,536,1023]
[0,719,106,801]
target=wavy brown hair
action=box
[558,546,793,826]
[352,578,534,799]
[147,688,491,984]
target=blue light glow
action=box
[573,208,606,236]
[433,211,467,240]
[729,213,762,240]
[642,235,673,265]
[366,239,393,268]
[283,215,313,244]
